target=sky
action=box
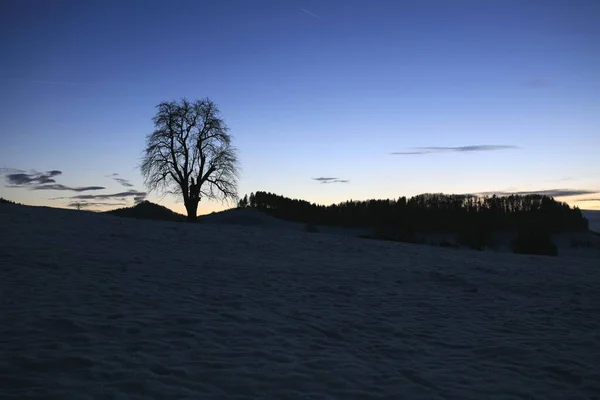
[1,0,599,214]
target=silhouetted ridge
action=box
[239,191,588,234]
[0,198,21,205]
[105,201,185,222]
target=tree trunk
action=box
[185,199,199,222]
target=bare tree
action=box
[141,98,240,221]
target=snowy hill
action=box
[199,207,303,229]
[105,200,186,222]
[1,204,599,399]
[582,209,600,233]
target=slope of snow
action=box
[199,208,372,238]
[582,210,600,233]
[1,204,599,399]
[199,207,304,230]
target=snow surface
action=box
[582,210,600,234]
[1,204,599,399]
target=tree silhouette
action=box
[237,194,249,208]
[240,191,588,234]
[141,98,239,221]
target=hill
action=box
[1,198,598,399]
[199,207,303,230]
[105,200,185,222]
[582,210,600,233]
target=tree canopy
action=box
[141,98,239,221]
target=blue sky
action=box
[1,0,599,213]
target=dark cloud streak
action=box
[312,177,349,184]
[114,177,134,187]
[391,145,518,155]
[4,170,63,185]
[71,190,147,201]
[476,189,597,198]
[68,201,129,209]
[32,184,105,192]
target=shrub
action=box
[304,223,319,233]
[458,224,492,251]
[371,225,417,244]
[439,240,459,248]
[512,228,558,256]
[570,238,594,249]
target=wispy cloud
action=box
[1,167,105,192]
[31,80,97,87]
[3,169,62,185]
[300,8,322,20]
[68,201,129,209]
[523,78,549,88]
[476,189,597,198]
[71,190,147,203]
[110,173,134,187]
[391,145,519,155]
[544,176,574,183]
[576,198,600,202]
[312,177,349,184]
[32,184,105,192]
[114,178,133,187]
[105,173,134,187]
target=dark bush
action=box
[304,223,319,233]
[457,223,492,251]
[371,225,417,244]
[439,240,459,248]
[570,238,594,249]
[512,228,558,256]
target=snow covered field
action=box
[1,204,599,399]
[583,210,600,233]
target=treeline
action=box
[0,198,21,205]
[238,191,588,234]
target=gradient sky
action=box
[1,0,599,214]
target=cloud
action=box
[31,80,97,87]
[70,190,147,202]
[312,177,349,184]
[476,189,597,198]
[4,170,62,185]
[576,198,600,202]
[106,173,134,187]
[114,177,134,187]
[391,145,518,155]
[32,184,105,192]
[523,78,549,88]
[67,201,129,209]
[1,167,108,193]
[300,8,322,20]
[544,176,574,183]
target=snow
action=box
[582,210,600,233]
[1,204,599,399]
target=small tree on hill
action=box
[238,194,249,208]
[141,98,240,221]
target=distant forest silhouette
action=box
[238,191,588,234]
[0,198,21,205]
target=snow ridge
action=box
[1,205,599,399]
